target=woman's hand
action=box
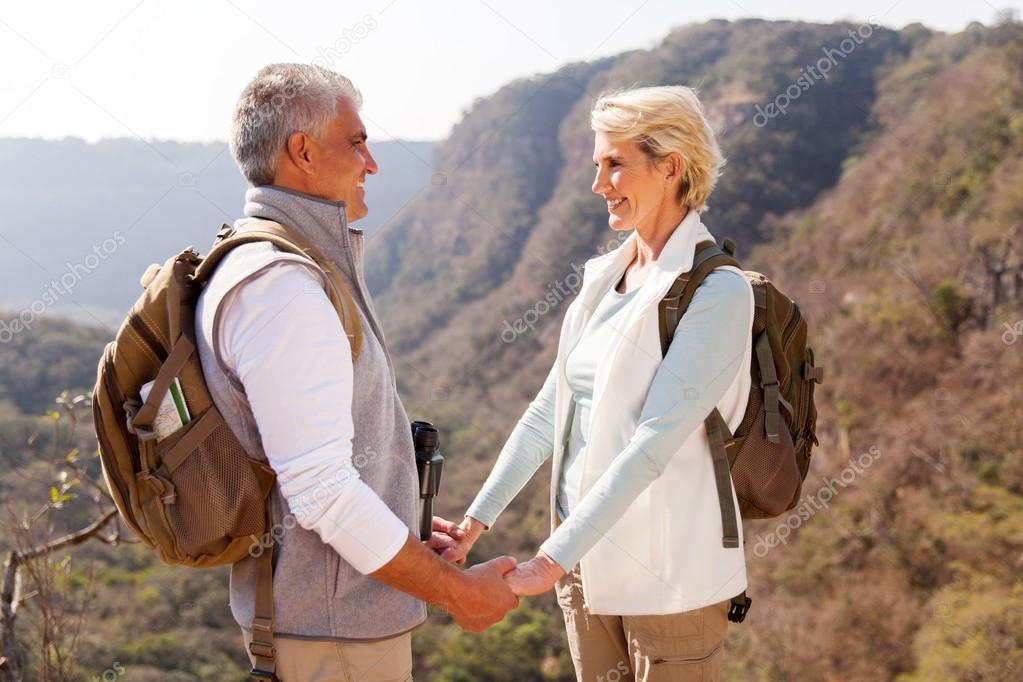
[503,551,566,596]
[426,516,486,565]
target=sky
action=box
[1,0,1019,143]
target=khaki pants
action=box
[241,629,413,682]
[556,568,730,682]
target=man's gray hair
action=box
[230,63,363,186]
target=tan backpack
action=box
[92,220,362,682]
[658,239,824,623]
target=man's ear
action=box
[285,131,314,174]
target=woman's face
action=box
[591,132,674,231]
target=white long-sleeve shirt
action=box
[217,260,408,574]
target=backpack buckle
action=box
[247,666,280,682]
[803,362,824,383]
[247,638,278,682]
[216,224,236,242]
[248,641,275,659]
[727,592,752,623]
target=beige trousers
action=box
[241,629,413,682]
[556,568,730,682]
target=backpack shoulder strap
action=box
[193,223,312,283]
[657,240,742,356]
[657,238,744,553]
[194,223,364,360]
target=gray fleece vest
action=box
[194,186,426,641]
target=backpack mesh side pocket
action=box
[151,408,269,563]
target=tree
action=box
[0,393,128,682]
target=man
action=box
[195,63,517,682]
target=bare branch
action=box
[17,509,117,563]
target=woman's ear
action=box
[664,152,684,184]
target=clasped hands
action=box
[429,516,565,597]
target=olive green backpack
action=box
[658,238,824,623]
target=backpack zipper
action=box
[779,303,801,358]
[778,303,802,401]
[96,344,151,543]
[128,315,168,362]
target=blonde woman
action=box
[434,86,753,681]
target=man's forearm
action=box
[372,531,520,632]
[371,533,465,610]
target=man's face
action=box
[308,96,378,222]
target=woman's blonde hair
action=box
[590,86,724,211]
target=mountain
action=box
[364,17,924,542]
[368,19,919,403]
[363,17,1023,681]
[3,17,1023,682]
[0,137,434,328]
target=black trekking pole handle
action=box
[412,422,444,540]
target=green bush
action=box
[899,577,1023,681]
[932,279,974,333]
[419,603,574,682]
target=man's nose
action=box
[364,149,379,175]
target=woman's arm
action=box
[466,363,558,525]
[429,364,559,561]
[516,270,752,585]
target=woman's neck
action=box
[633,204,689,268]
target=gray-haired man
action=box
[195,64,517,681]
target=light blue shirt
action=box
[465,268,750,571]
[558,281,640,518]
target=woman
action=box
[433,86,754,681]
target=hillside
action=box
[369,19,918,415]
[724,22,1023,680]
[2,17,1022,682]
[366,17,924,556]
[364,17,1023,681]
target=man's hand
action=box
[371,534,517,633]
[503,551,566,597]
[427,515,485,565]
[441,556,519,632]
